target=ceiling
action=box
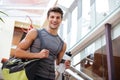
[0,0,74,27]
[0,0,58,26]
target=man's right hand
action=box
[38,49,49,58]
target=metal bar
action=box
[65,69,84,80]
[105,23,115,80]
[70,66,93,80]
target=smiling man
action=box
[11,6,67,80]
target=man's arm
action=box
[11,29,49,59]
[56,42,67,65]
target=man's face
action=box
[47,12,62,30]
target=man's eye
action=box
[56,17,60,19]
[50,16,54,18]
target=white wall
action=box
[0,18,14,67]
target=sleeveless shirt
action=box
[30,29,64,79]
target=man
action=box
[12,6,66,80]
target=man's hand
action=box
[64,60,71,69]
[38,49,49,58]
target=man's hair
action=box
[47,6,63,18]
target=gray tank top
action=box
[30,29,64,79]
